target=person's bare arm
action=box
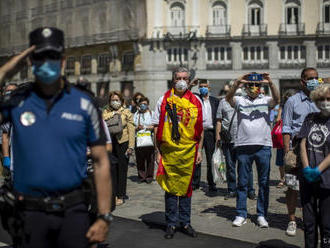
[300,138,309,169]
[86,145,111,243]
[196,130,204,164]
[318,154,330,172]
[275,107,282,123]
[0,46,35,84]
[262,73,280,109]
[2,132,10,157]
[215,120,221,147]
[226,80,239,108]
[283,134,291,154]
[106,143,112,153]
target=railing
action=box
[279,23,305,35]
[242,24,267,36]
[45,3,58,13]
[76,0,93,7]
[242,61,269,69]
[60,0,73,9]
[279,60,306,69]
[206,25,231,37]
[317,22,330,35]
[206,62,232,70]
[165,26,189,37]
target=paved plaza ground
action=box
[114,151,304,248]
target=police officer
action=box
[0,27,112,247]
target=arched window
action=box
[170,2,185,27]
[285,0,300,24]
[212,1,227,26]
[248,0,263,25]
[323,0,330,23]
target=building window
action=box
[279,45,305,63]
[248,0,263,25]
[285,1,300,24]
[66,56,75,75]
[170,2,185,27]
[206,46,231,63]
[167,47,188,64]
[317,45,330,61]
[81,55,91,75]
[324,1,330,23]
[97,54,111,74]
[242,46,268,63]
[212,1,227,26]
[122,52,134,71]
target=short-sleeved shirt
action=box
[282,91,319,137]
[134,110,154,127]
[2,83,106,196]
[234,95,273,147]
[216,98,237,143]
[152,94,207,126]
[298,113,330,189]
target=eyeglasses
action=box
[30,51,62,61]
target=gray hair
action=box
[172,66,190,81]
[311,83,330,102]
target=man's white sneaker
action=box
[286,221,297,236]
[257,216,269,228]
[232,216,247,227]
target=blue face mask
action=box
[306,79,319,91]
[32,60,61,84]
[199,87,208,96]
[139,104,148,111]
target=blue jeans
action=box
[222,143,255,194]
[165,192,191,227]
[236,145,271,218]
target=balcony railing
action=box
[206,25,231,37]
[165,26,189,37]
[60,0,73,9]
[317,60,330,68]
[76,0,93,7]
[279,23,305,35]
[279,60,306,69]
[243,24,267,36]
[317,22,330,35]
[206,62,232,70]
[45,3,58,13]
[242,61,269,69]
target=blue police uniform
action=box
[0,81,106,247]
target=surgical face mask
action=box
[175,80,188,92]
[317,100,330,116]
[110,100,121,110]
[139,103,148,112]
[306,79,319,92]
[199,87,208,96]
[32,60,61,84]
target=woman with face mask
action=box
[298,84,330,248]
[133,97,155,184]
[103,91,135,206]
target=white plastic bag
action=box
[212,147,227,184]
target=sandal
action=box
[116,198,124,206]
[277,181,285,188]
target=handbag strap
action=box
[228,104,238,133]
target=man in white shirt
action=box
[226,73,280,228]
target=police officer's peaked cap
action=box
[29,27,64,54]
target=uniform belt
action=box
[19,189,86,212]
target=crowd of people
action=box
[0,26,329,248]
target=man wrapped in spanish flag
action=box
[152,67,205,239]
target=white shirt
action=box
[202,98,213,129]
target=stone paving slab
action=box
[114,152,304,248]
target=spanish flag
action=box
[156,89,203,197]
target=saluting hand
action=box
[0,46,35,83]
[86,219,109,243]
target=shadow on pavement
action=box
[256,239,300,248]
[201,204,304,231]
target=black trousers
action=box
[135,146,155,180]
[300,180,330,248]
[112,140,129,199]
[193,129,216,187]
[18,203,90,248]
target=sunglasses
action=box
[30,51,62,61]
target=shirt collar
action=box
[299,90,309,101]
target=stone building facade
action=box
[0,0,329,107]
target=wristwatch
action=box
[97,212,114,224]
